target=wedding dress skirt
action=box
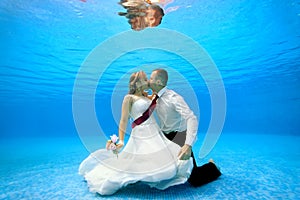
[79,97,193,195]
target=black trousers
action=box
[164,131,221,187]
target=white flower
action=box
[110,134,119,143]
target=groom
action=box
[149,68,221,187]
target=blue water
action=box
[0,0,300,199]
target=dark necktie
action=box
[131,95,159,128]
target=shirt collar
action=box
[157,86,167,97]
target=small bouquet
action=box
[106,134,120,158]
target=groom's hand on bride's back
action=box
[178,144,192,160]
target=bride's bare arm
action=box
[117,95,132,148]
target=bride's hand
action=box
[116,140,124,151]
[111,143,123,155]
[116,143,124,150]
[105,140,112,150]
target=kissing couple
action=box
[79,68,221,195]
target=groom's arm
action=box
[172,94,198,160]
[173,95,198,146]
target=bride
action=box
[79,71,193,195]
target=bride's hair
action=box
[129,71,141,94]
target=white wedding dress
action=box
[79,96,193,195]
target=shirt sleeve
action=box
[172,94,198,146]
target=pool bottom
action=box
[0,133,299,199]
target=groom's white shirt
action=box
[156,87,198,146]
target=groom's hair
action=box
[153,68,168,86]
